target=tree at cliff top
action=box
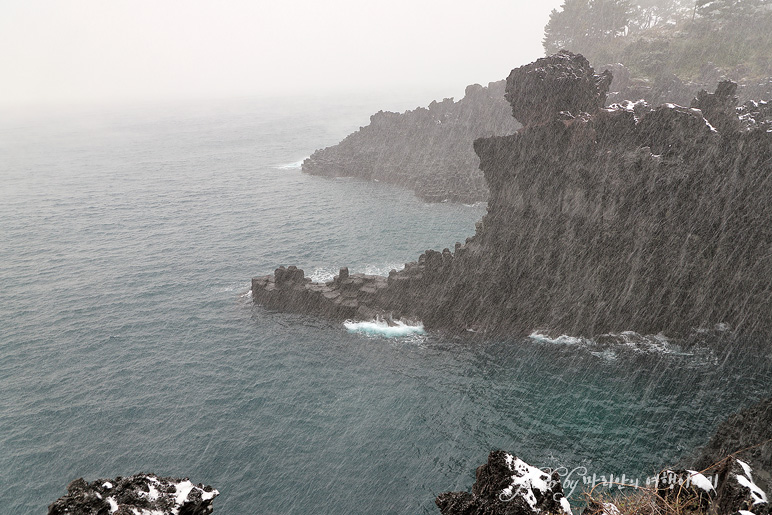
[543,0,633,56]
[544,0,772,91]
[542,0,695,56]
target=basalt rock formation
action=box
[254,51,772,339]
[302,80,520,203]
[47,474,219,515]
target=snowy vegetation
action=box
[543,0,772,81]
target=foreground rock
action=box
[255,51,772,338]
[435,451,571,515]
[693,397,772,496]
[437,453,770,515]
[302,80,520,203]
[48,474,219,515]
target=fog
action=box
[0,0,562,109]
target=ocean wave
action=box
[308,264,403,283]
[529,331,589,346]
[529,329,693,358]
[344,319,425,338]
[275,159,305,170]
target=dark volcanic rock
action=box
[302,80,520,203]
[505,50,612,126]
[47,474,219,515]
[691,80,741,134]
[701,457,772,515]
[254,52,772,339]
[435,451,571,515]
[693,397,772,496]
[604,62,772,108]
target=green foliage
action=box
[543,0,632,55]
[542,0,772,82]
[629,0,694,30]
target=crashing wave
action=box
[529,329,693,359]
[309,264,403,283]
[275,159,305,170]
[344,319,425,337]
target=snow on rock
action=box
[436,450,571,515]
[656,469,716,511]
[736,459,769,506]
[47,474,219,515]
[686,469,716,494]
[711,457,771,515]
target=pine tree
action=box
[695,0,771,22]
[543,0,632,55]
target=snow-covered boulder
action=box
[47,473,219,515]
[436,450,572,515]
[714,457,770,515]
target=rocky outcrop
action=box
[693,397,772,496]
[254,51,772,339]
[302,81,520,203]
[435,451,572,515]
[712,458,771,515]
[48,474,219,515]
[505,51,612,126]
[436,453,770,515]
[604,61,772,108]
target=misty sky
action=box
[1,1,562,108]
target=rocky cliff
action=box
[254,51,772,339]
[301,59,770,206]
[302,80,521,203]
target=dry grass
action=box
[581,438,772,515]
[583,485,707,515]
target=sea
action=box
[1,93,771,515]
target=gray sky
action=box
[0,1,562,108]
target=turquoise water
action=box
[1,96,770,514]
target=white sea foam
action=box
[529,329,695,360]
[590,349,619,362]
[360,263,402,276]
[529,331,587,346]
[344,319,425,337]
[308,267,338,283]
[275,159,305,170]
[309,264,403,283]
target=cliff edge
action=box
[302,81,520,203]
